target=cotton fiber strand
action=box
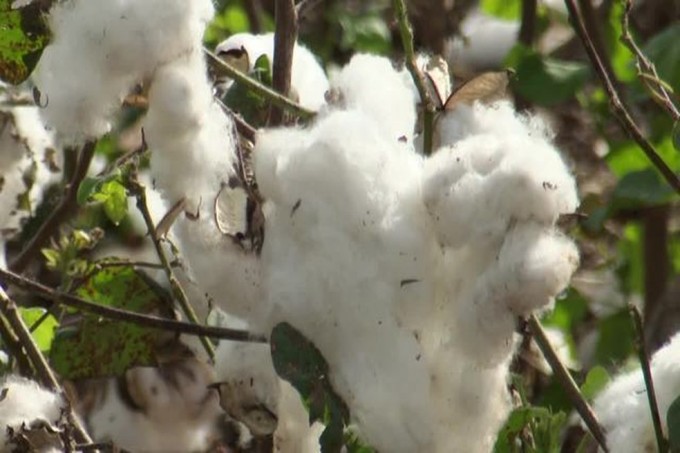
[594,332,680,453]
[216,33,329,111]
[33,0,214,141]
[0,375,64,452]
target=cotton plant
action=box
[20,0,582,450]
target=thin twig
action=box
[629,305,668,453]
[204,48,315,121]
[127,173,215,359]
[621,0,679,121]
[270,0,298,125]
[392,0,436,155]
[0,268,268,343]
[0,312,34,376]
[0,284,93,445]
[10,141,97,272]
[215,93,257,142]
[527,314,609,452]
[518,0,538,46]
[564,0,680,195]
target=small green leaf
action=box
[19,307,57,353]
[92,178,128,225]
[0,0,50,84]
[50,267,167,379]
[77,176,103,206]
[580,366,611,401]
[610,169,676,210]
[270,322,350,453]
[506,45,589,106]
[667,394,680,451]
[223,54,273,127]
[643,23,680,94]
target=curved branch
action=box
[0,268,268,344]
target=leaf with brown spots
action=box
[0,0,50,85]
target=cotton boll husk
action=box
[0,375,64,451]
[255,110,435,452]
[86,362,221,451]
[424,102,578,247]
[330,54,417,143]
[216,33,329,111]
[594,332,680,453]
[34,0,214,142]
[146,52,265,325]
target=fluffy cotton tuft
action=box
[33,0,214,142]
[594,332,680,453]
[330,54,417,143]
[0,375,65,451]
[216,33,329,111]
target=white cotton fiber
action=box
[33,0,214,142]
[216,33,329,111]
[594,332,680,453]
[424,102,578,248]
[330,54,417,143]
[0,375,64,451]
[0,105,61,269]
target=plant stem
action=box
[564,0,680,195]
[204,48,315,121]
[527,314,609,452]
[629,305,668,453]
[270,0,297,126]
[0,268,267,343]
[392,0,437,155]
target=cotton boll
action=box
[216,33,329,111]
[255,110,435,452]
[330,54,417,143]
[594,332,680,453]
[0,375,65,452]
[86,359,221,451]
[34,0,214,142]
[424,102,578,247]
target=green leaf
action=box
[481,0,521,20]
[505,45,589,106]
[596,309,635,364]
[223,54,273,128]
[270,322,350,453]
[338,13,391,55]
[643,23,680,94]
[607,136,680,177]
[610,169,676,210]
[92,178,128,225]
[602,2,636,82]
[19,307,57,353]
[76,176,103,206]
[0,0,50,84]
[580,366,611,401]
[667,394,680,451]
[50,267,167,379]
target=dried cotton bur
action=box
[19,0,583,450]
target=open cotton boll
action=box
[34,0,214,142]
[216,33,329,111]
[594,332,680,453]
[330,54,416,143]
[255,110,434,452]
[424,102,578,247]
[0,375,65,452]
